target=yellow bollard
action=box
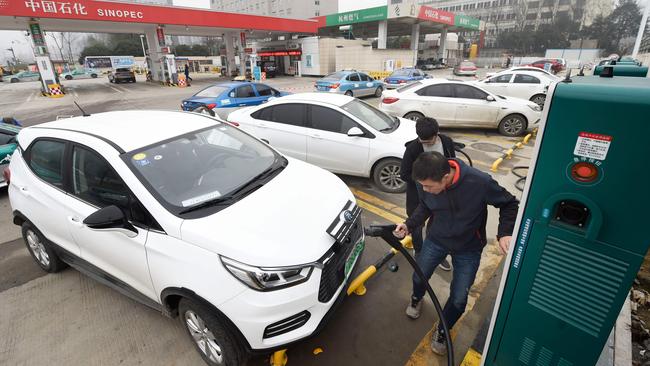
[491,157,503,172]
[504,148,514,159]
[523,133,532,144]
[514,142,523,149]
[347,266,377,296]
[270,349,288,366]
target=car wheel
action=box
[374,86,383,97]
[530,94,546,108]
[498,114,527,137]
[373,158,406,193]
[403,112,424,122]
[65,75,72,80]
[21,222,67,273]
[179,298,246,366]
[91,74,97,78]
[344,90,353,97]
[10,78,18,83]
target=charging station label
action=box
[512,218,533,269]
[574,132,612,161]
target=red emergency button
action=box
[571,162,598,183]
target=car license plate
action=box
[317,86,328,91]
[345,240,364,278]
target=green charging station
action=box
[483,75,650,365]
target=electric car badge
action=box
[342,210,354,224]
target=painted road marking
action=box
[355,199,405,224]
[351,188,407,218]
[109,86,123,94]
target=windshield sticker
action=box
[134,159,151,167]
[154,155,163,160]
[221,99,231,105]
[182,190,222,207]
[133,153,147,161]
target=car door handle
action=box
[239,104,246,106]
[16,185,29,196]
[258,123,267,128]
[311,134,323,139]
[68,216,83,227]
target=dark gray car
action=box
[108,68,136,83]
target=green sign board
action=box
[29,22,45,47]
[454,14,480,30]
[326,6,388,26]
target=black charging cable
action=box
[364,224,454,366]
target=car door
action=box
[62,144,157,300]
[346,73,363,94]
[483,73,513,97]
[305,104,369,175]
[413,83,459,126]
[233,84,262,107]
[253,83,276,102]
[511,73,542,100]
[358,73,374,96]
[452,84,500,126]
[412,70,424,81]
[250,103,308,161]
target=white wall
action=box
[338,0,386,12]
[335,42,414,71]
[300,37,321,76]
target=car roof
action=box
[0,123,20,134]
[31,111,219,152]
[210,81,253,88]
[270,92,354,107]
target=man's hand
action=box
[393,223,410,239]
[498,236,512,255]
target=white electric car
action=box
[472,70,556,108]
[227,93,416,193]
[379,79,541,137]
[5,111,364,366]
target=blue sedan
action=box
[384,68,427,89]
[181,82,289,118]
[314,71,385,98]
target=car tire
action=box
[403,112,424,122]
[65,75,72,80]
[374,86,383,97]
[21,222,67,273]
[498,114,527,137]
[530,94,546,108]
[10,78,18,83]
[91,74,97,78]
[179,298,246,366]
[373,158,406,193]
[344,90,353,97]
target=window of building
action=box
[315,10,319,16]
[541,11,552,18]
[315,0,319,4]
[526,13,538,19]
[528,1,539,7]
[542,0,554,6]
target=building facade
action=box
[210,0,338,19]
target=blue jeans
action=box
[412,239,482,332]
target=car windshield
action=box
[341,99,396,132]
[324,72,347,80]
[125,123,280,214]
[391,70,410,77]
[116,68,131,72]
[195,85,229,98]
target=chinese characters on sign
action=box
[25,0,87,15]
[156,26,165,47]
[573,132,613,161]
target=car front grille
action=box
[318,201,363,303]
[263,311,311,339]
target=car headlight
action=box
[528,104,542,112]
[220,256,314,291]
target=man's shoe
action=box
[430,324,448,355]
[405,296,422,319]
[439,257,452,272]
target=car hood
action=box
[180,158,355,267]
[496,95,541,111]
[381,117,416,144]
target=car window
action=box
[236,85,256,98]
[195,85,228,98]
[309,105,357,134]
[28,140,65,187]
[255,84,273,96]
[0,131,15,145]
[397,81,422,93]
[514,74,541,84]
[270,104,306,126]
[251,106,273,121]
[391,69,410,77]
[415,84,454,97]
[347,73,360,82]
[491,74,513,83]
[453,84,489,100]
[116,68,131,72]
[72,146,131,209]
[324,72,346,80]
[413,71,422,77]
[359,73,370,81]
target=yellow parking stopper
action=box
[347,266,376,296]
[523,133,532,144]
[491,157,503,172]
[270,349,288,366]
[313,347,324,355]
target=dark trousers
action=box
[412,238,481,332]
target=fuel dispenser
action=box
[483,75,650,365]
[160,54,178,84]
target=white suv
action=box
[5,111,364,365]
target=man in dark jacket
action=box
[395,152,518,355]
[400,117,456,271]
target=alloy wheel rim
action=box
[26,230,50,267]
[532,96,545,107]
[407,114,421,121]
[503,118,524,135]
[379,164,405,190]
[185,310,224,364]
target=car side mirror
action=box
[486,95,496,102]
[347,127,365,137]
[83,205,137,237]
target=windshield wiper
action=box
[380,117,400,132]
[178,195,237,215]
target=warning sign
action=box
[573,132,612,161]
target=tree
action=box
[78,42,111,64]
[581,0,642,55]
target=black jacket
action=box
[400,134,456,215]
[404,159,519,253]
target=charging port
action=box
[554,200,590,228]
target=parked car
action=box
[60,68,98,80]
[5,110,364,366]
[258,61,277,78]
[108,68,136,83]
[228,93,415,193]
[7,71,40,83]
[453,61,478,76]
[473,70,555,108]
[379,79,541,137]
[181,82,289,119]
[416,59,435,70]
[486,66,561,79]
[526,58,566,74]
[314,70,385,97]
[0,122,20,187]
[384,68,426,89]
